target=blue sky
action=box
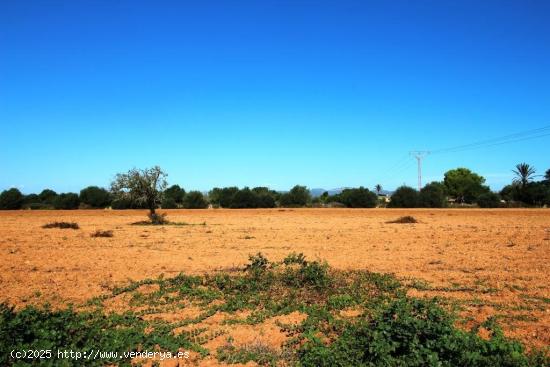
[1,0,549,194]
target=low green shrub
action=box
[298,298,545,366]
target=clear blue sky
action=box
[1,0,549,194]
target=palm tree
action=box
[375,184,382,195]
[512,163,536,188]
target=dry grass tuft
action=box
[90,230,113,238]
[42,222,80,229]
[387,216,418,224]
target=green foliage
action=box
[418,182,447,208]
[79,186,111,208]
[110,166,167,215]
[251,187,278,208]
[228,187,277,208]
[164,184,186,205]
[230,187,260,208]
[283,261,331,290]
[477,192,501,208]
[209,187,277,209]
[52,193,80,210]
[217,343,279,366]
[513,163,536,188]
[161,196,178,209]
[3,253,546,366]
[444,168,489,204]
[283,252,308,266]
[0,188,24,210]
[245,252,270,275]
[26,203,51,210]
[498,164,550,207]
[279,185,311,207]
[22,194,41,209]
[388,186,418,208]
[209,187,239,208]
[38,189,58,205]
[517,182,549,206]
[338,187,378,208]
[500,184,519,203]
[297,298,545,366]
[110,197,147,209]
[182,191,208,209]
[0,303,191,367]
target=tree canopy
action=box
[388,186,418,208]
[443,168,489,204]
[338,187,378,208]
[110,166,167,215]
[279,185,311,207]
[79,186,111,208]
[182,191,208,209]
[0,188,24,210]
[418,182,447,208]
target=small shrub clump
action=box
[148,212,168,225]
[133,213,170,225]
[90,230,113,238]
[387,215,418,224]
[245,252,270,275]
[42,222,80,229]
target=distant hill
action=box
[310,188,393,197]
[310,188,346,197]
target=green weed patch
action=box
[1,253,547,366]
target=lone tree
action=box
[375,184,382,195]
[111,166,168,222]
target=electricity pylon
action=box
[409,151,430,190]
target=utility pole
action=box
[409,151,430,191]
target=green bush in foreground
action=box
[0,254,547,367]
[298,299,541,366]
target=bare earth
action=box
[1,209,549,353]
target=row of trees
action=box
[387,164,550,208]
[0,185,211,211]
[1,164,549,211]
[0,182,375,210]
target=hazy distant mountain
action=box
[310,188,393,197]
[309,188,348,197]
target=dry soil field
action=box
[1,208,549,360]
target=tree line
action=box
[387,164,550,208]
[0,164,549,210]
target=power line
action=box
[377,155,413,186]
[430,125,550,155]
[378,125,550,191]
